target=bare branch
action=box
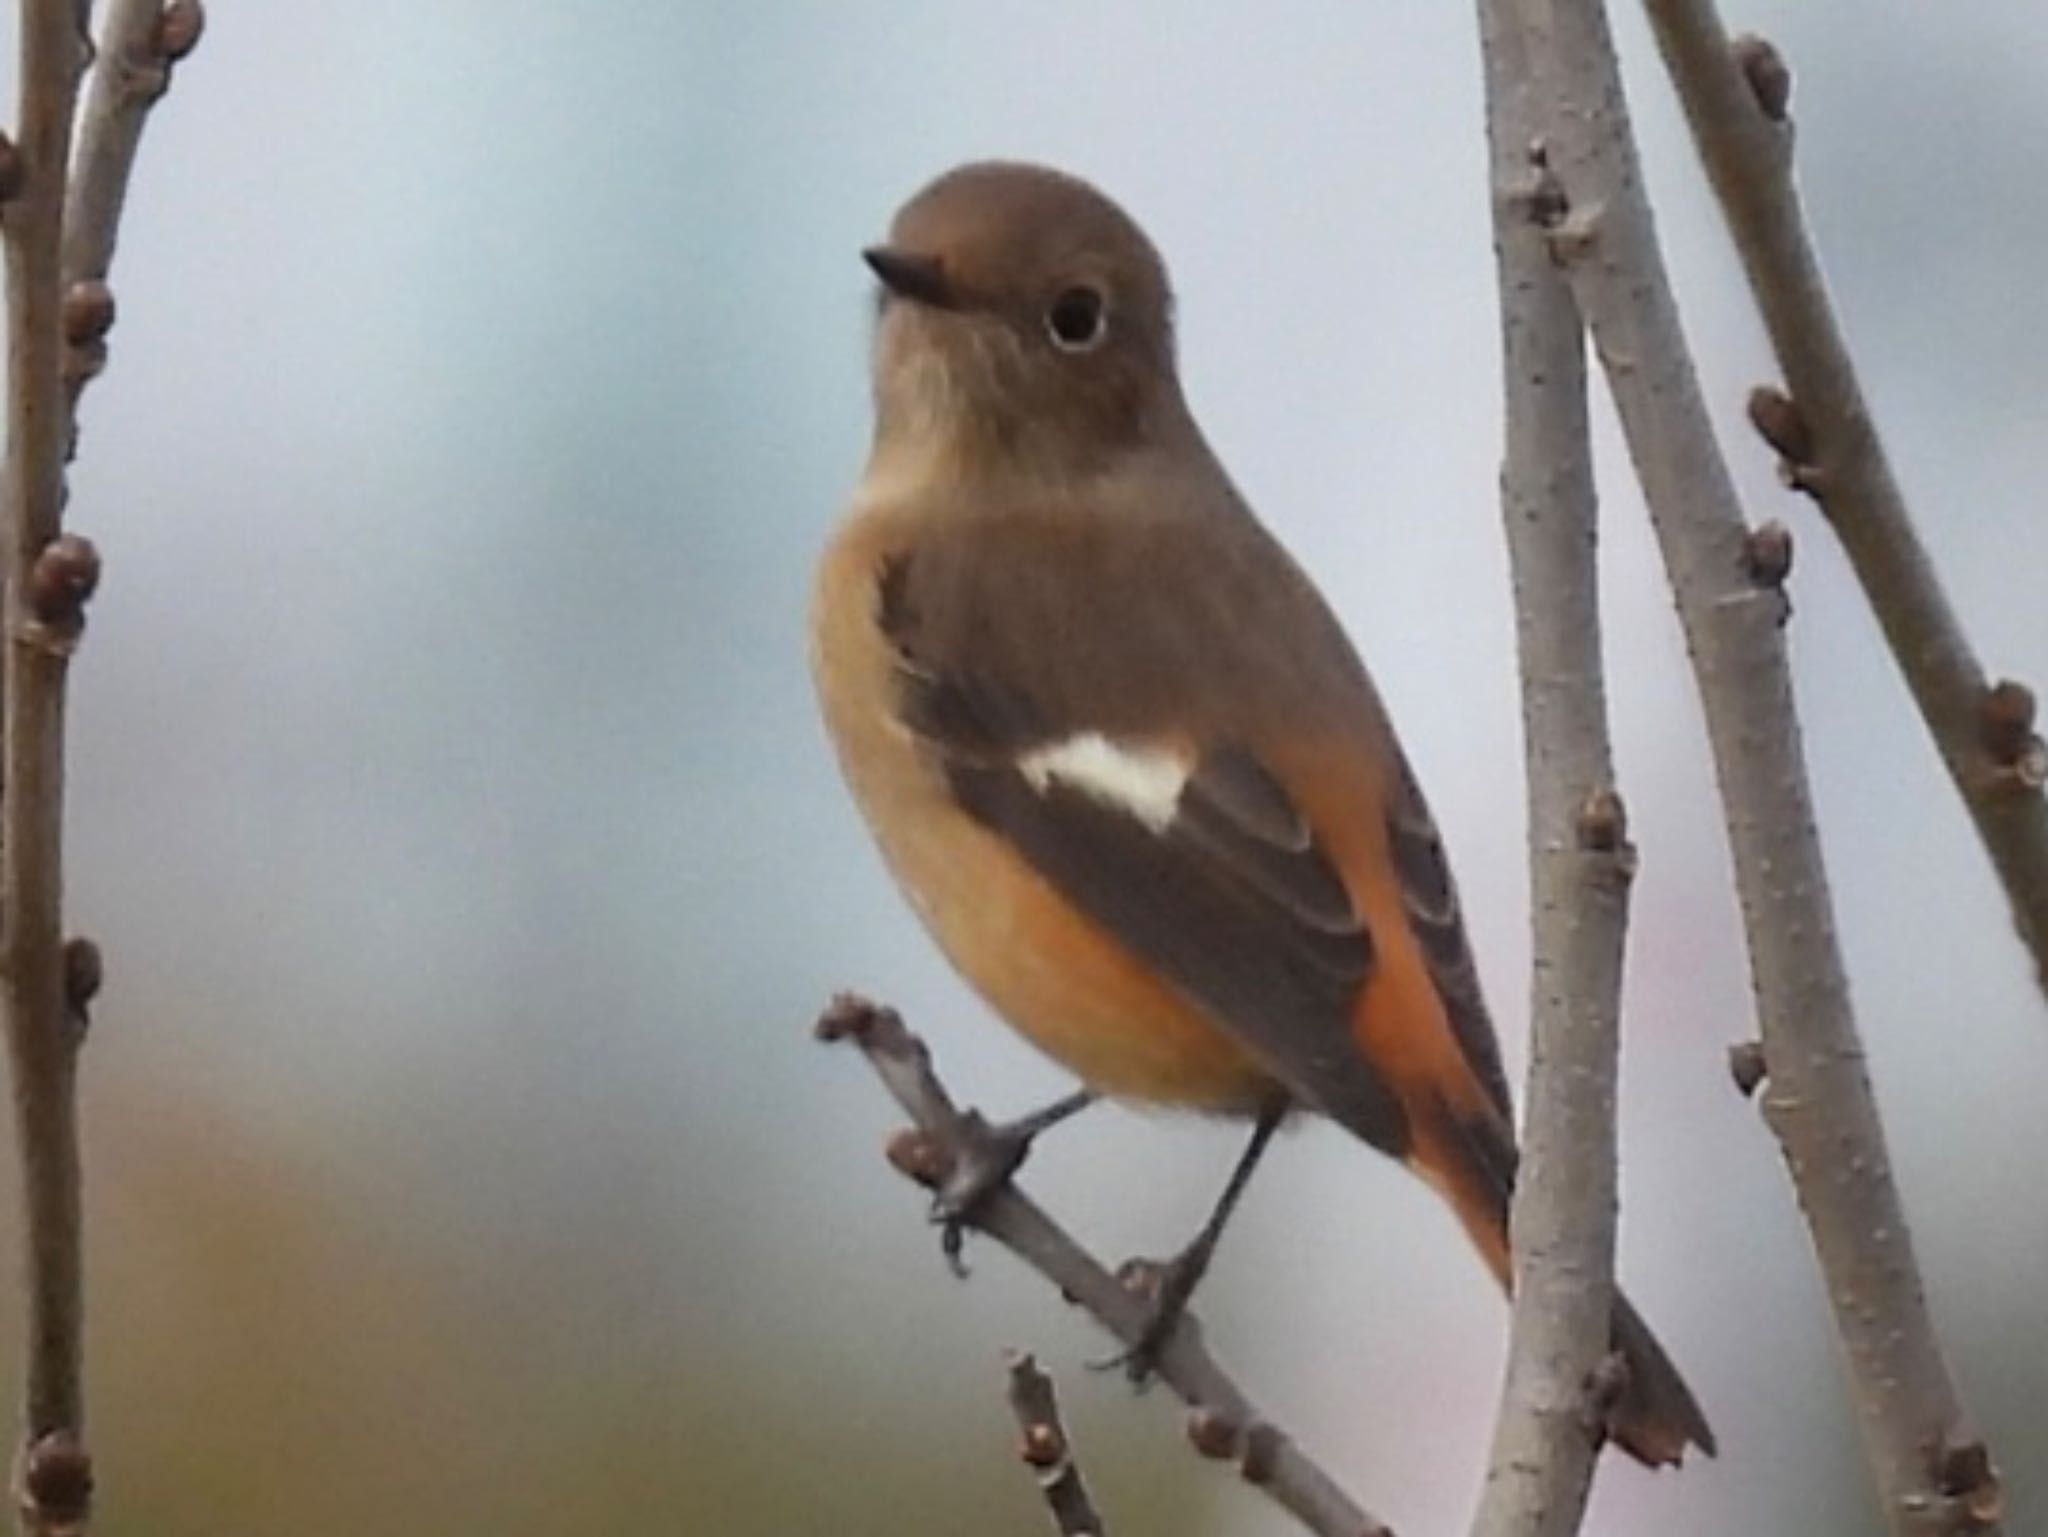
[1467,9,1629,1533]
[0,5,195,1529]
[62,0,203,426]
[0,2,95,1531]
[816,996,1394,1537]
[1512,0,1999,1530]
[1005,1352,1107,1537]
[1640,3,2048,999]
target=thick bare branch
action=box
[1467,8,1629,1534]
[0,2,95,1531]
[1639,3,2048,1001]
[1005,1352,1107,1537]
[63,0,195,282]
[816,996,1393,1537]
[1511,1,2000,1531]
[60,0,201,426]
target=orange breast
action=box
[811,509,1277,1113]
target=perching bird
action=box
[810,160,1713,1466]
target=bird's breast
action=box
[809,503,1277,1113]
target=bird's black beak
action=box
[863,245,953,308]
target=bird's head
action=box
[863,161,1186,479]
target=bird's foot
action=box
[1092,1249,1208,1386]
[1089,1101,1281,1384]
[922,1090,1096,1276]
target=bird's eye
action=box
[1044,286,1108,352]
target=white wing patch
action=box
[1018,734,1189,833]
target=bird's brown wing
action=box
[1383,751,1514,1121]
[875,519,1413,1154]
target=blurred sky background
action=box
[0,3,2041,1534]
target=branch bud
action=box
[17,1431,93,1532]
[1018,1420,1065,1469]
[1746,385,1813,465]
[1728,1040,1768,1098]
[1239,1422,1281,1486]
[63,937,103,1018]
[1744,521,1794,588]
[1575,786,1628,851]
[813,991,891,1045]
[1978,681,2047,790]
[1732,34,1793,123]
[1936,1435,2003,1528]
[61,281,115,346]
[1187,1407,1242,1461]
[1979,681,2036,764]
[28,534,101,628]
[157,0,207,63]
[883,1126,948,1189]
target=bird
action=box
[810,159,1714,1467]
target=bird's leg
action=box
[1100,1097,1288,1384]
[932,1088,1098,1271]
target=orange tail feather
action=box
[1413,1105,1716,1466]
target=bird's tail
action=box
[1414,1103,1717,1467]
[1606,1287,1717,1465]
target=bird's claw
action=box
[1089,1254,1202,1385]
[921,1108,1040,1277]
[931,1110,1034,1218]
[913,1090,1097,1277]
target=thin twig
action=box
[0,2,95,1532]
[1512,1,2001,1531]
[1640,3,2048,1000]
[1004,1352,1106,1536]
[1467,5,1627,1533]
[61,0,201,427]
[816,995,1394,1537]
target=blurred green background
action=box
[0,3,2041,1533]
